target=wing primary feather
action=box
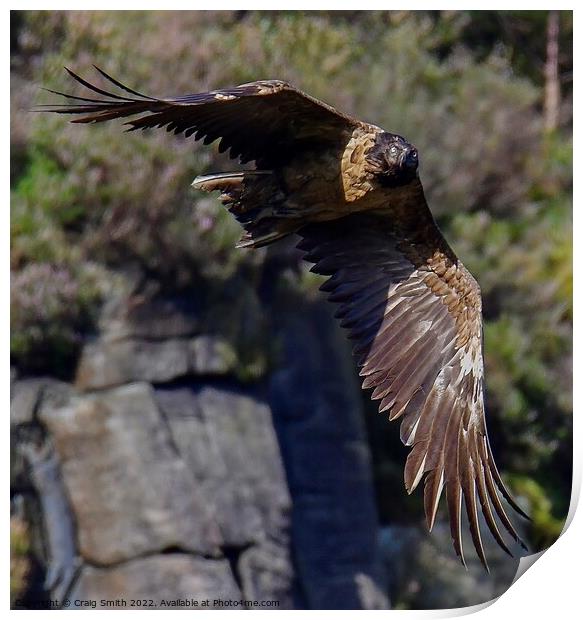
[39,87,116,104]
[485,435,531,521]
[424,469,445,531]
[419,388,453,528]
[460,430,489,571]
[447,482,466,567]
[479,437,526,548]
[64,67,137,101]
[472,441,514,556]
[404,440,428,492]
[92,65,158,100]
[444,400,466,566]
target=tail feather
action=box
[192,171,270,192]
[192,171,298,248]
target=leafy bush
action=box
[10,517,31,606]
[11,263,99,377]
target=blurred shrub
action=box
[10,516,31,606]
[11,263,99,377]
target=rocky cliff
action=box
[11,264,389,610]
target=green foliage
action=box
[509,475,566,549]
[11,263,100,377]
[10,517,31,606]
[11,10,572,592]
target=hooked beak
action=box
[402,148,419,172]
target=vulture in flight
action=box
[41,67,529,569]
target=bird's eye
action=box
[389,146,398,156]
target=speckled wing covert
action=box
[297,211,529,570]
[39,66,360,166]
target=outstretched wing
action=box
[297,210,528,569]
[38,66,361,166]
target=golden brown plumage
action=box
[40,67,529,569]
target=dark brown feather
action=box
[38,67,360,166]
[298,209,527,569]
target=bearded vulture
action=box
[41,66,529,569]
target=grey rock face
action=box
[11,379,47,426]
[269,294,389,610]
[155,384,291,550]
[11,377,72,491]
[76,336,239,390]
[40,383,223,564]
[380,522,521,609]
[11,379,48,489]
[72,555,242,609]
[75,339,192,389]
[22,443,80,601]
[12,283,388,610]
[154,382,294,607]
[189,335,238,375]
[238,541,294,607]
[99,291,201,341]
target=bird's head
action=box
[366,132,419,187]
